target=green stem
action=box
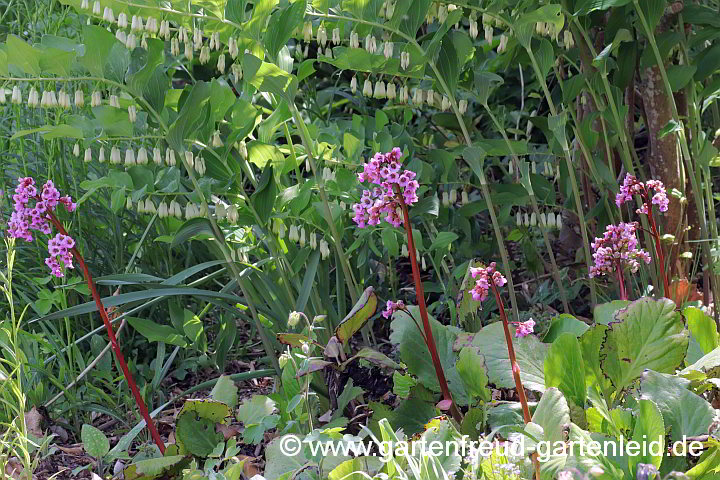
[306,9,522,319]
[525,48,598,306]
[289,103,360,303]
[484,106,570,313]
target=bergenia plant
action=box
[7,177,165,453]
[352,148,462,423]
[470,262,540,480]
[588,223,651,300]
[615,173,670,296]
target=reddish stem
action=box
[397,194,462,424]
[47,213,166,454]
[615,268,628,301]
[646,207,670,298]
[637,189,670,298]
[490,285,541,480]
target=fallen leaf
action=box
[237,455,261,477]
[49,425,68,443]
[56,445,85,455]
[216,423,243,440]
[5,458,25,479]
[25,408,44,437]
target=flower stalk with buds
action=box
[471,261,540,480]
[7,177,165,453]
[615,173,670,297]
[352,148,461,423]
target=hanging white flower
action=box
[109,95,120,108]
[497,34,509,53]
[27,88,39,107]
[469,18,479,39]
[92,0,101,14]
[110,146,121,164]
[99,146,106,163]
[128,105,137,123]
[373,80,386,99]
[458,99,468,114]
[363,78,373,96]
[193,27,203,50]
[484,25,493,45]
[196,156,206,176]
[137,147,148,165]
[350,31,359,48]
[319,239,330,259]
[400,51,410,70]
[84,147,92,163]
[383,41,393,59]
[103,7,114,23]
[11,86,21,104]
[365,35,376,53]
[125,148,136,166]
[199,45,210,64]
[350,76,357,93]
[441,96,450,111]
[386,82,396,100]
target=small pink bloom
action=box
[515,319,535,338]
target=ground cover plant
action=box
[1,0,720,478]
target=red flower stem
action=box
[615,268,628,301]
[646,209,670,298]
[47,213,166,454]
[490,284,540,480]
[397,195,462,424]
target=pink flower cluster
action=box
[7,177,77,277]
[616,174,669,214]
[469,262,507,302]
[588,222,651,278]
[352,148,419,228]
[514,319,535,338]
[382,299,405,318]
[46,234,75,277]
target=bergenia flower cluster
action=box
[382,299,405,319]
[7,177,77,277]
[616,174,669,214]
[588,222,651,278]
[469,262,507,302]
[514,319,535,338]
[352,148,419,228]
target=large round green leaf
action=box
[600,297,688,393]
[639,370,714,442]
[544,333,586,408]
[389,306,468,405]
[470,321,548,392]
